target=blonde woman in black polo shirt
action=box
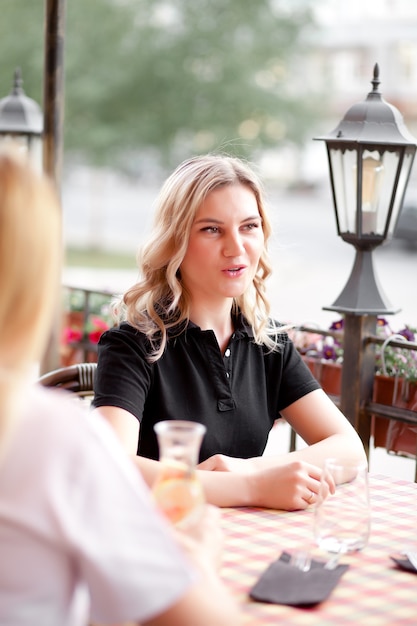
[92,154,366,511]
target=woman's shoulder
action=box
[23,384,93,441]
[261,318,293,341]
[104,321,146,338]
[15,384,140,479]
[259,319,300,359]
[267,318,293,332]
[1,384,94,478]
[99,321,153,353]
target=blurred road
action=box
[62,171,417,330]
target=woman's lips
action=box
[222,265,246,276]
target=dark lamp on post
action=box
[315,63,417,315]
[0,68,43,171]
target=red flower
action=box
[87,315,110,344]
[89,315,109,331]
[62,327,83,345]
[88,329,105,344]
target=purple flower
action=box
[398,326,415,342]
[376,317,389,329]
[322,344,338,361]
[295,317,416,380]
[329,318,344,331]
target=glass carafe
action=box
[152,420,206,527]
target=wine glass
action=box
[152,420,206,528]
[314,458,370,563]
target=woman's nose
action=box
[223,232,244,256]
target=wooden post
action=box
[340,313,377,458]
[40,0,67,374]
[43,0,66,190]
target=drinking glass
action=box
[152,420,206,528]
[314,458,370,557]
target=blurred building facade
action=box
[312,0,417,130]
[282,0,417,187]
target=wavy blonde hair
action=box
[121,153,277,360]
[0,150,61,444]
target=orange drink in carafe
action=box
[152,459,204,525]
[153,421,206,527]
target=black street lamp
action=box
[316,63,417,315]
[0,68,43,170]
[314,64,417,453]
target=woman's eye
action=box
[243,222,260,230]
[202,226,219,234]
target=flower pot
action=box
[371,376,392,449]
[371,375,417,457]
[302,356,342,396]
[303,357,417,458]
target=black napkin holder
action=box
[249,551,349,607]
[390,555,417,574]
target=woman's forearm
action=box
[132,454,252,507]
[251,432,367,471]
[132,452,329,511]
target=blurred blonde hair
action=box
[0,149,61,441]
[120,153,277,361]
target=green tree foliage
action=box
[0,0,320,170]
[0,1,44,104]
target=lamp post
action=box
[315,64,417,453]
[316,63,417,315]
[0,67,43,170]
[0,2,66,375]
[41,0,67,375]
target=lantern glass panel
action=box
[0,134,30,153]
[0,134,42,173]
[366,149,399,235]
[329,147,356,233]
[388,149,415,237]
[360,150,384,234]
[28,135,43,173]
[329,146,405,237]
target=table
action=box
[220,474,417,625]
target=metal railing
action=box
[298,324,417,480]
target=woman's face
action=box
[180,183,264,306]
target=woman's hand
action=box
[249,460,335,511]
[196,457,335,511]
[197,454,256,474]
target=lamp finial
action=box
[12,67,24,96]
[371,63,380,93]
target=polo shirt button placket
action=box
[224,347,231,381]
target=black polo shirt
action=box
[92,316,320,462]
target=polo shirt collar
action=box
[183,310,254,339]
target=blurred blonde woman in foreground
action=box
[0,151,240,626]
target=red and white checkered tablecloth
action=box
[220,474,417,625]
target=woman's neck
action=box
[189,301,234,353]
